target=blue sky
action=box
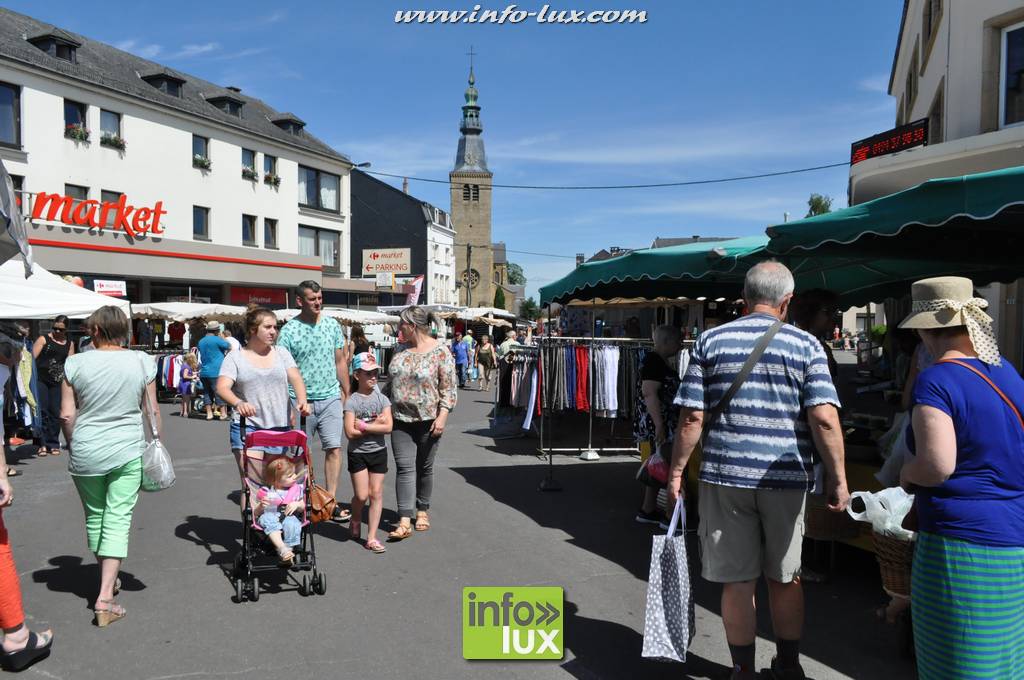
[9,0,904,302]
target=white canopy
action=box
[0,258,131,319]
[275,307,399,326]
[131,302,248,323]
[459,306,516,320]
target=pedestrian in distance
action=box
[255,458,305,566]
[897,277,1024,679]
[60,306,160,627]
[221,328,241,354]
[475,334,498,392]
[451,332,469,388]
[277,281,351,522]
[344,324,371,395]
[385,306,458,539]
[669,261,849,680]
[343,352,392,554]
[32,315,74,456]
[178,353,200,417]
[198,321,231,420]
[216,306,310,476]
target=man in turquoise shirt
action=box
[277,281,350,521]
[198,321,231,421]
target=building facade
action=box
[0,8,364,307]
[852,0,1024,360]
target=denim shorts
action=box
[293,396,343,451]
[230,422,289,452]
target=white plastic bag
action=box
[846,487,914,540]
[138,352,174,491]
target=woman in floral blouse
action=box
[386,306,458,540]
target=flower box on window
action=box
[263,172,281,188]
[193,154,212,170]
[64,123,90,142]
[100,133,127,151]
[242,166,259,181]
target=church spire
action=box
[453,47,488,173]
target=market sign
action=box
[31,191,167,237]
[229,287,287,305]
[850,118,928,165]
[362,247,411,275]
[93,279,127,297]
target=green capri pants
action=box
[71,457,143,559]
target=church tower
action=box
[450,59,494,307]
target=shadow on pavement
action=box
[174,515,240,577]
[32,556,145,607]
[451,460,917,680]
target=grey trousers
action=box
[391,419,441,519]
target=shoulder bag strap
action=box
[137,351,159,438]
[701,318,784,445]
[936,358,1024,431]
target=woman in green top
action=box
[475,335,498,392]
[60,306,159,628]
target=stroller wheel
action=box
[235,578,245,603]
[249,577,260,602]
[300,575,309,596]
[314,572,326,596]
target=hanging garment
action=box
[575,346,589,412]
[522,363,538,431]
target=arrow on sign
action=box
[534,601,559,625]
[365,264,372,272]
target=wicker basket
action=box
[872,531,915,598]
[804,493,861,540]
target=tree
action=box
[507,262,526,286]
[806,193,833,217]
[519,297,540,321]
[493,287,506,309]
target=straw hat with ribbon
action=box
[898,276,1000,366]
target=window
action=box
[923,0,941,45]
[100,110,120,137]
[193,135,209,158]
[101,190,122,226]
[193,206,210,240]
[905,50,918,121]
[1001,21,1024,128]
[264,218,278,249]
[462,183,480,202]
[64,99,86,128]
[56,43,75,62]
[64,184,88,217]
[928,84,944,144]
[0,82,20,147]
[264,154,277,175]
[444,247,451,265]
[298,225,340,272]
[242,214,257,246]
[297,165,340,212]
[462,184,470,201]
[433,244,440,263]
[242,148,255,170]
[10,174,23,212]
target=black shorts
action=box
[348,449,388,474]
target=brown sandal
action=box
[94,599,126,627]
[387,522,412,541]
[414,511,430,532]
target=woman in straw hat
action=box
[898,277,1024,678]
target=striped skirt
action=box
[912,531,1024,679]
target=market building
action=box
[0,7,375,308]
[851,0,1024,358]
[349,169,457,306]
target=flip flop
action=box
[0,630,53,672]
[35,448,49,457]
[6,467,20,477]
[365,539,387,554]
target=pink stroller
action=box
[232,425,325,601]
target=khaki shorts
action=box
[697,482,806,584]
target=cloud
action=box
[332,137,453,176]
[212,47,271,61]
[113,39,162,59]
[611,194,797,223]
[169,42,220,59]
[858,74,890,95]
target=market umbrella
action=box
[275,307,400,326]
[131,302,248,322]
[0,158,32,276]
[0,258,131,319]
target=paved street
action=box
[4,387,915,680]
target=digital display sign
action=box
[850,118,928,165]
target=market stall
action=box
[131,302,248,323]
[0,258,131,319]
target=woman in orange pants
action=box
[0,429,54,671]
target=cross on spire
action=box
[466,45,477,72]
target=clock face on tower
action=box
[461,269,481,288]
[464,151,476,165]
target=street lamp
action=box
[353,161,371,169]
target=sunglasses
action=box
[53,326,67,332]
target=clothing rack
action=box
[490,345,540,438]
[537,336,649,464]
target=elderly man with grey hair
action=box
[668,260,849,680]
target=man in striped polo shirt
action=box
[668,261,849,680]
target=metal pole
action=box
[539,303,561,491]
[580,298,599,460]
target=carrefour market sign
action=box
[31,192,167,237]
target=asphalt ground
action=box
[3,381,916,679]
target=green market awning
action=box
[766,165,1024,263]
[539,236,766,306]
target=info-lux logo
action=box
[462,587,564,660]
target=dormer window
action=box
[271,113,305,135]
[206,94,244,117]
[27,27,81,63]
[140,68,186,98]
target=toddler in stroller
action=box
[255,458,304,566]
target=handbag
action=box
[902,358,1024,532]
[306,464,337,524]
[139,353,175,492]
[641,498,696,662]
[637,442,670,487]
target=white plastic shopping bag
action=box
[138,352,175,491]
[641,499,695,662]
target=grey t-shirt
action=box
[344,388,391,454]
[219,347,297,430]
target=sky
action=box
[8,0,905,302]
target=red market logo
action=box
[31,192,167,237]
